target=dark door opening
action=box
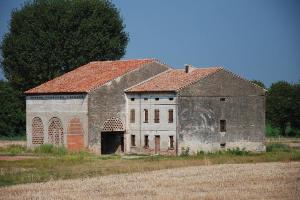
[155,135,160,154]
[101,132,124,154]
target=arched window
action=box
[32,117,44,144]
[48,117,64,146]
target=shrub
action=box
[266,123,280,137]
[227,147,249,156]
[34,144,67,156]
[180,147,190,156]
[266,143,291,152]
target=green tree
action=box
[1,0,129,92]
[0,81,25,137]
[266,81,298,136]
[251,80,266,89]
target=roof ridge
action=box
[87,59,166,92]
[89,58,157,64]
[124,68,173,92]
[176,67,223,92]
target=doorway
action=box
[155,135,160,154]
[101,132,124,154]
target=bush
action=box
[34,144,67,156]
[285,123,300,137]
[180,147,190,156]
[266,123,280,137]
[227,147,249,156]
[266,143,291,152]
[2,145,27,156]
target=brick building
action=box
[25,59,266,155]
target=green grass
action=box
[1,143,300,187]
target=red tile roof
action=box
[126,67,222,92]
[25,59,157,94]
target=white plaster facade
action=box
[126,93,177,154]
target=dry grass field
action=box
[1,161,299,200]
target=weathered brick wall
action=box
[177,69,266,153]
[88,62,169,153]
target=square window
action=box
[169,97,174,101]
[155,98,159,101]
[144,98,148,101]
[131,98,135,101]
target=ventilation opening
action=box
[220,98,226,101]
[220,143,226,148]
[130,98,135,101]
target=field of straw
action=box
[1,161,299,200]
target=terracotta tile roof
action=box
[126,67,222,92]
[25,59,157,94]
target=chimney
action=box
[185,64,192,73]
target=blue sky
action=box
[1,0,299,87]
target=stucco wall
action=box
[177,69,266,153]
[126,93,177,155]
[88,62,169,153]
[26,94,88,148]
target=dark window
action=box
[168,109,174,123]
[155,98,159,101]
[131,98,135,101]
[169,97,174,101]
[130,109,135,123]
[144,135,149,148]
[131,135,136,146]
[144,109,148,123]
[220,143,226,148]
[169,136,174,149]
[220,98,226,101]
[144,98,148,101]
[154,109,160,123]
[220,120,226,132]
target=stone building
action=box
[25,59,266,155]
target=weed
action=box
[266,143,291,152]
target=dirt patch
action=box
[0,140,26,148]
[0,156,38,161]
[1,162,299,200]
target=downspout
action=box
[139,93,142,153]
[176,92,179,156]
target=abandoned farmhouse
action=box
[25,59,266,155]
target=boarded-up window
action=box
[168,109,174,123]
[130,109,135,123]
[144,109,148,123]
[220,120,226,132]
[144,135,149,148]
[48,117,64,146]
[154,109,160,123]
[169,136,174,149]
[32,117,44,144]
[131,135,136,146]
[67,118,84,151]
